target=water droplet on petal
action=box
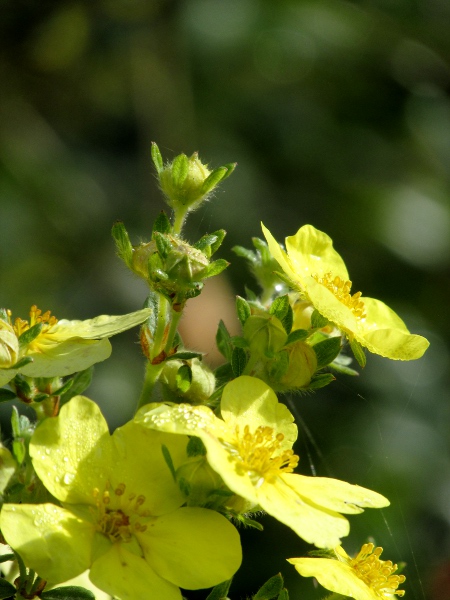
[63,472,75,485]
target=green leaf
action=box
[171,153,189,187]
[349,338,366,368]
[253,573,284,600]
[10,356,33,370]
[205,578,233,600]
[153,231,172,259]
[216,320,232,361]
[0,578,16,599]
[59,367,94,405]
[40,585,95,600]
[186,436,206,457]
[152,210,172,235]
[151,141,164,174]
[277,589,289,600]
[235,514,264,530]
[232,245,257,263]
[236,296,251,326]
[143,290,162,340]
[176,364,192,393]
[166,351,203,361]
[312,336,342,369]
[329,360,359,376]
[161,444,176,480]
[311,309,329,329]
[18,322,43,349]
[269,295,293,333]
[0,553,15,563]
[308,373,336,390]
[201,166,228,195]
[231,347,248,377]
[203,259,229,279]
[285,329,308,345]
[194,229,226,257]
[111,221,133,267]
[0,388,17,403]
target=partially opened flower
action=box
[288,542,406,599]
[0,305,151,386]
[0,396,241,600]
[262,224,429,361]
[136,376,389,549]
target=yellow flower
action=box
[288,542,406,599]
[0,396,242,600]
[262,224,429,361]
[0,305,151,386]
[136,376,389,549]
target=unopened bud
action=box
[160,358,215,404]
[0,321,19,368]
[243,314,287,358]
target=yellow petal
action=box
[261,223,300,283]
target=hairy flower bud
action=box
[0,321,19,368]
[243,314,288,357]
[276,341,317,391]
[160,358,216,404]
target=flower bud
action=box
[159,153,212,211]
[276,341,317,391]
[160,358,216,404]
[0,321,19,368]
[243,314,288,358]
[176,456,224,507]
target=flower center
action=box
[12,305,58,338]
[93,482,151,543]
[350,543,406,598]
[313,272,366,320]
[224,425,299,486]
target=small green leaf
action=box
[176,364,192,393]
[232,245,257,263]
[194,230,226,256]
[205,578,233,600]
[59,367,94,405]
[312,336,342,369]
[277,589,289,600]
[0,388,17,403]
[18,322,43,349]
[166,351,203,361]
[161,444,176,480]
[231,347,248,377]
[171,153,189,187]
[349,338,366,368]
[236,296,251,326]
[153,231,172,259]
[203,259,229,279]
[308,373,336,390]
[201,166,228,195]
[0,578,16,600]
[285,329,308,345]
[151,141,164,174]
[253,573,284,600]
[152,210,172,235]
[230,336,248,349]
[216,320,232,361]
[111,221,133,267]
[10,356,33,370]
[186,436,206,457]
[270,295,293,333]
[40,585,95,600]
[311,309,329,329]
[329,361,359,376]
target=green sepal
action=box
[329,360,359,377]
[236,296,251,326]
[194,230,226,257]
[206,578,233,600]
[230,336,248,349]
[59,367,94,406]
[272,270,296,289]
[153,231,172,259]
[201,166,228,195]
[151,141,164,174]
[253,573,284,600]
[232,245,257,263]
[277,589,289,600]
[171,153,189,188]
[51,378,74,398]
[216,320,233,361]
[161,444,177,481]
[202,259,229,279]
[143,291,162,340]
[10,356,33,370]
[12,374,32,401]
[245,286,258,301]
[18,322,43,349]
[186,436,207,457]
[11,407,33,465]
[111,221,133,267]
[40,585,95,600]
[166,351,203,361]
[152,210,172,235]
[270,295,293,334]
[0,388,17,403]
[349,338,366,368]
[285,329,308,345]
[33,393,50,403]
[0,578,16,600]
[308,373,336,390]
[312,336,342,369]
[267,351,289,381]
[175,364,192,393]
[178,477,191,497]
[231,347,248,377]
[311,309,329,329]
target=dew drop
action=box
[63,472,75,485]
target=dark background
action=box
[1,1,449,598]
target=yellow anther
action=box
[313,272,366,320]
[115,483,126,496]
[349,543,406,598]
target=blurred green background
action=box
[1,0,449,598]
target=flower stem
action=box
[136,362,164,411]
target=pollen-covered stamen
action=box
[350,543,406,598]
[13,305,59,338]
[93,482,152,543]
[313,272,366,320]
[224,425,299,485]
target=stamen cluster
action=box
[12,305,58,337]
[313,273,366,320]
[350,543,406,598]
